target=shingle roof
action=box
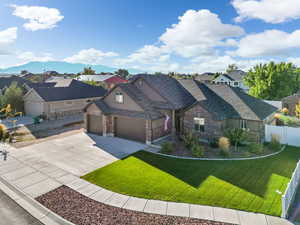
[225,70,246,81]
[133,74,195,109]
[30,80,106,102]
[77,75,116,82]
[179,80,277,121]
[0,76,32,89]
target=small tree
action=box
[82,67,96,75]
[0,82,24,112]
[226,64,239,73]
[20,70,28,75]
[225,128,248,151]
[295,101,300,118]
[115,69,129,79]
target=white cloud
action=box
[185,55,268,73]
[18,51,54,62]
[64,48,119,64]
[0,27,17,55]
[232,0,300,23]
[233,29,300,57]
[11,5,64,31]
[159,9,244,57]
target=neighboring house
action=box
[84,74,277,144]
[212,70,249,92]
[77,75,128,89]
[45,76,70,83]
[282,91,300,116]
[195,72,215,83]
[24,79,106,119]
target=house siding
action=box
[104,86,143,111]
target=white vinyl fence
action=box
[282,160,300,218]
[265,125,300,147]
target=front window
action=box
[240,119,247,129]
[115,92,124,103]
[194,117,205,132]
[234,81,239,86]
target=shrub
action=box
[191,143,203,158]
[160,142,173,154]
[218,137,230,150]
[269,134,281,151]
[209,137,218,148]
[281,107,289,115]
[247,143,264,154]
[224,128,248,151]
[183,132,198,149]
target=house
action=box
[45,76,70,83]
[77,75,128,89]
[84,74,277,144]
[282,91,300,116]
[24,79,106,119]
[212,70,249,92]
[195,72,215,83]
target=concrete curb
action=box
[147,145,286,161]
[0,175,76,225]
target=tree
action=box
[115,69,129,79]
[244,62,300,100]
[226,64,238,73]
[225,128,248,151]
[81,67,96,75]
[0,82,24,112]
[296,101,300,118]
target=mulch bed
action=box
[36,186,234,225]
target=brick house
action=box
[84,74,277,144]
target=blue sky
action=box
[1,0,300,73]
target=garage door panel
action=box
[88,114,102,135]
[115,117,145,142]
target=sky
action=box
[1,0,300,73]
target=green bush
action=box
[191,143,203,158]
[247,143,264,154]
[160,142,173,154]
[183,132,198,149]
[269,134,281,151]
[209,137,218,148]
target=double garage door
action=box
[87,114,146,143]
[115,117,146,143]
[87,114,102,135]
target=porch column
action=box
[146,120,152,145]
[102,115,107,136]
[171,110,176,137]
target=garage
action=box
[87,114,103,135]
[24,101,44,117]
[115,116,146,143]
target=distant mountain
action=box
[0,61,143,74]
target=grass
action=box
[82,146,300,216]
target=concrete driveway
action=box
[9,132,148,176]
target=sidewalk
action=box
[0,146,295,225]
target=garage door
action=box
[25,101,44,116]
[115,117,146,143]
[87,114,102,135]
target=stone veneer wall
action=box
[182,104,223,141]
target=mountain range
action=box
[0,61,143,74]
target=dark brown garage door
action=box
[115,117,146,143]
[87,114,102,135]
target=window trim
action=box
[115,92,124,104]
[194,117,205,132]
[240,119,247,129]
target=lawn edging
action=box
[145,145,286,161]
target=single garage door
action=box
[87,114,102,135]
[115,117,146,143]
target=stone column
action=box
[102,115,107,136]
[146,120,152,145]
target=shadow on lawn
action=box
[130,149,299,198]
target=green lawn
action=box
[82,146,300,216]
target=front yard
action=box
[82,146,300,217]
